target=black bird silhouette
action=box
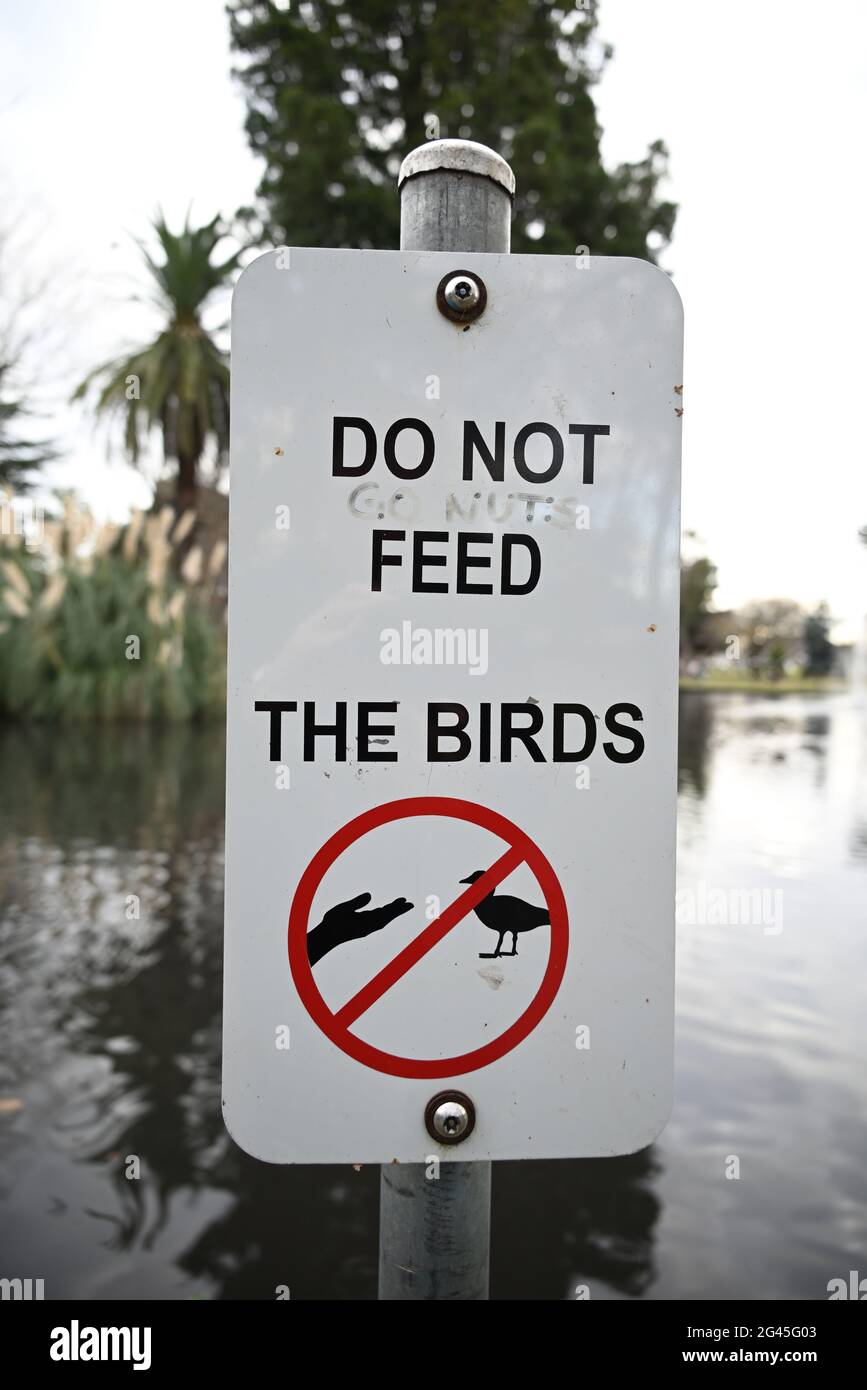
[459,870,550,959]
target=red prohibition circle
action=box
[288,796,568,1079]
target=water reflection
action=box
[494,1149,662,1299]
[677,689,713,797]
[1,695,866,1299]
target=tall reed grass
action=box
[0,495,226,721]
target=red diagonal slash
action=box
[289,796,569,1079]
[332,843,526,1029]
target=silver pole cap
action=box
[398,139,516,199]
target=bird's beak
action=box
[459,876,472,884]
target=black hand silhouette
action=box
[307,893,414,966]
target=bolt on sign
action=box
[223,248,683,1163]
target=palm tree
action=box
[76,213,241,513]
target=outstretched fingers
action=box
[381,897,414,920]
[341,892,372,911]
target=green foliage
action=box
[766,638,786,681]
[802,602,834,678]
[228,0,677,258]
[0,226,57,491]
[680,556,718,652]
[736,598,804,679]
[74,214,240,508]
[0,505,226,722]
[0,352,55,492]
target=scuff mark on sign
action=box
[478,962,506,990]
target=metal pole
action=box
[377,139,515,1302]
[398,139,514,253]
[379,1160,492,1301]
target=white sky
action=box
[1,0,865,638]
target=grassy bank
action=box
[680,673,846,694]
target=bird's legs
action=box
[479,931,507,959]
[504,931,518,956]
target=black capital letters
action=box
[332,417,376,476]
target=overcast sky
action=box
[1,0,865,638]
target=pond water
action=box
[1,692,865,1300]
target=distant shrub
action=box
[0,496,226,721]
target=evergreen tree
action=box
[0,233,56,492]
[802,602,834,677]
[0,353,55,492]
[228,0,676,258]
[680,556,717,654]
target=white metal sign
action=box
[223,248,683,1163]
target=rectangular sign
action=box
[223,247,683,1162]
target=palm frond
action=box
[74,211,240,496]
